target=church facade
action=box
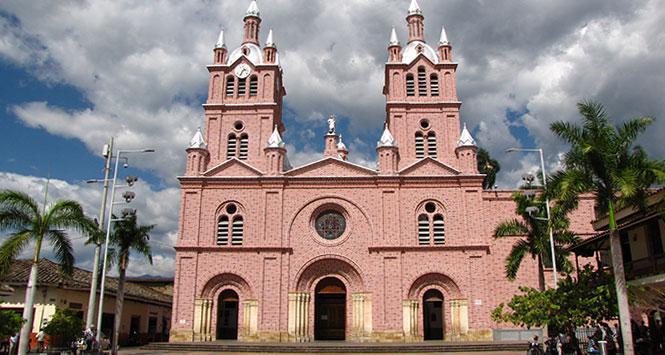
[170,1,596,342]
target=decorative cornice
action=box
[175,246,292,253]
[368,245,490,253]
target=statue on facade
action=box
[327,114,336,134]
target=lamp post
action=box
[95,147,154,344]
[506,147,558,286]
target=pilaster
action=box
[402,299,420,341]
[351,293,373,341]
[288,292,310,342]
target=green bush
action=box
[0,310,23,339]
[43,308,83,347]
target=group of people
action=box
[0,330,44,355]
[632,319,664,355]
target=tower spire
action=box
[266,29,275,47]
[439,26,449,45]
[215,29,226,48]
[243,0,261,45]
[408,0,422,15]
[406,0,425,43]
[245,0,260,18]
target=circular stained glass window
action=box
[315,210,346,240]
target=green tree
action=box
[0,309,23,339]
[493,188,579,290]
[492,266,618,332]
[477,148,501,189]
[0,189,94,355]
[110,213,153,354]
[43,308,84,348]
[548,100,665,353]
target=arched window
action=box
[406,74,415,96]
[238,134,248,160]
[427,132,437,159]
[231,216,244,245]
[237,78,247,96]
[217,203,243,246]
[249,75,258,96]
[225,76,235,96]
[433,214,445,244]
[417,202,446,245]
[415,132,425,159]
[217,216,229,245]
[418,215,430,245]
[430,74,439,96]
[227,134,237,158]
[418,67,427,96]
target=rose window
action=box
[315,210,346,240]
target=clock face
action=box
[235,63,251,79]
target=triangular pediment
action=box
[204,158,263,177]
[399,157,460,176]
[285,157,377,177]
[406,53,437,69]
[228,56,257,71]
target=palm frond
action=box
[617,117,653,145]
[0,190,39,217]
[0,230,32,276]
[505,240,529,280]
[494,219,529,238]
[47,229,74,275]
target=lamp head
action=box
[525,206,539,216]
[122,191,136,203]
[125,175,139,186]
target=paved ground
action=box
[118,349,523,355]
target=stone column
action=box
[402,299,419,340]
[288,292,310,342]
[450,299,469,339]
[351,293,372,340]
[241,300,259,339]
[193,298,213,342]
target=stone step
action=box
[143,341,527,353]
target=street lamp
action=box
[506,147,559,286]
[95,147,154,343]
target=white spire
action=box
[215,29,226,49]
[377,123,396,147]
[408,0,422,15]
[439,26,449,46]
[457,123,477,147]
[266,125,285,148]
[189,127,207,149]
[265,28,275,47]
[389,27,399,46]
[337,134,348,151]
[245,0,260,18]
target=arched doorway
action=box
[216,289,239,340]
[315,277,346,340]
[423,289,444,340]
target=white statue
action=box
[327,114,336,134]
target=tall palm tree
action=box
[110,213,153,355]
[0,189,94,355]
[494,186,579,290]
[548,100,665,354]
[477,148,501,190]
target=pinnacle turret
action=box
[389,27,399,46]
[408,0,422,15]
[265,29,275,47]
[245,0,260,18]
[189,127,207,149]
[439,26,449,46]
[215,29,225,49]
[457,123,476,147]
[377,123,396,147]
[266,125,285,148]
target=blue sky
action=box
[1,0,663,276]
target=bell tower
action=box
[202,1,286,172]
[383,1,468,172]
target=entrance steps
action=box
[142,340,527,353]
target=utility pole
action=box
[86,137,113,329]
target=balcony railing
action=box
[624,253,665,281]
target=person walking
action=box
[36,329,45,352]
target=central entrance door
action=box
[216,289,239,340]
[315,277,346,340]
[423,289,444,340]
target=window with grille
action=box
[433,214,445,244]
[418,215,430,245]
[415,132,425,158]
[249,75,258,96]
[225,76,235,96]
[406,74,415,96]
[238,78,246,96]
[427,133,437,159]
[217,203,243,246]
[217,216,229,245]
[430,74,439,96]
[239,134,248,160]
[227,134,237,158]
[418,67,427,96]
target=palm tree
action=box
[477,148,501,189]
[0,189,94,355]
[110,213,153,355]
[548,100,665,354]
[494,187,579,290]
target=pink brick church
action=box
[170,0,596,342]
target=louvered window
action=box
[238,78,246,96]
[238,134,248,160]
[418,215,430,245]
[433,214,445,244]
[216,216,229,245]
[427,133,437,159]
[249,76,258,96]
[231,217,244,245]
[415,132,425,158]
[227,134,237,158]
[225,76,235,96]
[430,74,439,96]
[418,67,427,96]
[406,74,415,96]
